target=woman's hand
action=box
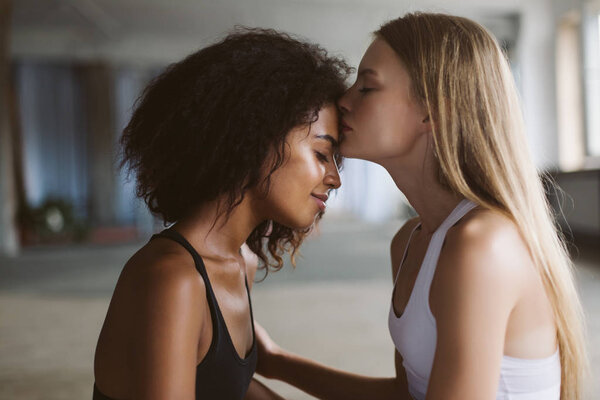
[254,321,283,379]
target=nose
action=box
[337,89,351,115]
[324,157,341,190]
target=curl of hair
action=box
[120,27,351,272]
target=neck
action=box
[173,195,264,260]
[376,141,463,235]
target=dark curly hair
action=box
[121,27,352,272]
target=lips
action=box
[312,193,328,202]
[311,193,328,212]
[340,120,352,132]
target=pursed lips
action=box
[340,120,352,132]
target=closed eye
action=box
[315,151,329,163]
[358,87,374,93]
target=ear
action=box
[420,114,432,133]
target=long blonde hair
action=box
[378,12,587,399]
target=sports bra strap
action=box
[152,228,210,280]
[393,221,422,286]
[419,199,478,294]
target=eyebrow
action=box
[315,134,339,147]
[357,68,378,77]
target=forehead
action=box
[359,38,405,77]
[310,105,339,142]
[287,105,339,144]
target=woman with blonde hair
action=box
[254,12,587,399]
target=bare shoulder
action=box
[390,216,421,279]
[445,208,531,266]
[118,239,208,322]
[436,207,532,300]
[427,209,536,399]
[129,239,205,290]
[240,242,259,290]
[96,239,208,395]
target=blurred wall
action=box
[0,0,18,256]
[1,0,599,254]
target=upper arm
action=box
[427,216,525,400]
[130,257,206,399]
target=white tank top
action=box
[388,199,561,400]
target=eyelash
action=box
[358,87,374,94]
[315,151,329,163]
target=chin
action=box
[275,213,317,231]
[341,149,371,161]
[339,142,355,158]
[293,218,317,231]
[340,141,368,160]
[296,212,322,230]
[341,145,380,162]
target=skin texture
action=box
[255,39,557,400]
[339,39,430,165]
[251,105,341,230]
[94,105,341,400]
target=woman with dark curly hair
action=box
[93,28,351,400]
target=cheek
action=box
[353,98,420,155]
[269,154,321,204]
[264,157,323,228]
[342,101,396,157]
[369,96,409,129]
[287,154,322,189]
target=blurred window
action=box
[14,62,89,216]
[556,11,585,171]
[583,3,600,160]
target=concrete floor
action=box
[0,215,598,399]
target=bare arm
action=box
[426,217,523,399]
[251,220,420,400]
[129,256,206,399]
[256,331,404,400]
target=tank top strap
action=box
[150,228,226,347]
[150,228,220,303]
[152,228,207,274]
[417,199,478,299]
[393,221,422,286]
[151,228,255,340]
[244,275,256,339]
[437,199,478,233]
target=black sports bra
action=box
[93,228,257,400]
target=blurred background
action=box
[0,0,599,399]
